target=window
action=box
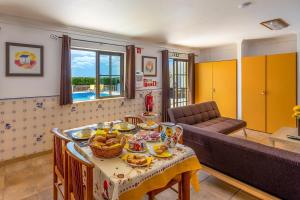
[71,49,124,102]
[169,58,188,107]
[98,52,124,98]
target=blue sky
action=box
[71,49,121,77]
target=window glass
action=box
[71,49,96,101]
[99,55,110,76]
[112,56,121,75]
[98,52,123,98]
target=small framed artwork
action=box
[6,42,44,76]
[142,56,157,77]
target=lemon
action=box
[293,105,300,112]
[293,113,300,118]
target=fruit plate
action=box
[122,153,152,167]
[113,123,136,132]
[137,123,159,130]
[141,112,159,119]
[135,131,161,142]
[124,143,147,153]
[71,130,95,140]
[148,144,173,158]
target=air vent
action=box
[260,18,289,30]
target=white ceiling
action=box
[0,0,299,48]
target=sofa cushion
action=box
[168,101,221,125]
[193,117,246,134]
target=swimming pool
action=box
[72,91,110,102]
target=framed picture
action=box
[6,42,44,76]
[142,56,157,77]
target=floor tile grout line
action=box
[199,174,210,183]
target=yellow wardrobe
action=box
[242,53,297,133]
[195,60,237,118]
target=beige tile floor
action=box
[0,129,285,200]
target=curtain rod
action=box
[50,34,143,49]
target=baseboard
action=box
[0,150,52,167]
[201,165,280,200]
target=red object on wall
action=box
[145,91,153,112]
[144,79,157,87]
[136,48,142,54]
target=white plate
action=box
[125,154,151,167]
[148,145,173,158]
[113,123,136,131]
[141,113,159,119]
[138,123,159,130]
[72,130,94,140]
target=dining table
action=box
[64,122,201,200]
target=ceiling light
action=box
[238,1,253,9]
[260,18,289,30]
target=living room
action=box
[0,0,300,200]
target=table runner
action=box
[77,143,201,200]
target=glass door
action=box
[169,59,188,107]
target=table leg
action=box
[178,176,182,200]
[182,171,191,200]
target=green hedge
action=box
[72,77,96,85]
[100,77,120,85]
[72,77,120,85]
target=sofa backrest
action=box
[180,123,300,200]
[168,101,221,124]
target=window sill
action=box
[73,96,126,104]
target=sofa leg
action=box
[243,128,247,138]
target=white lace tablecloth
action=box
[77,143,199,200]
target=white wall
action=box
[243,34,297,56]
[0,21,195,99]
[237,41,243,119]
[197,44,237,63]
[0,23,61,99]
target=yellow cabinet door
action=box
[195,62,213,103]
[242,56,266,132]
[213,60,237,118]
[266,53,297,133]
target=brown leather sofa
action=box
[168,102,300,199]
[168,101,246,134]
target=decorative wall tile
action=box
[0,90,161,162]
